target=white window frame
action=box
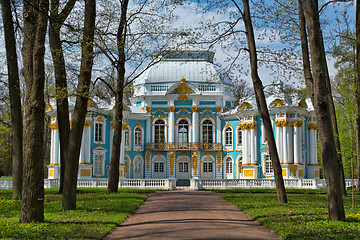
[124,127,131,150]
[263,154,273,175]
[92,147,107,177]
[133,126,144,151]
[133,155,144,179]
[235,125,242,150]
[152,118,167,144]
[152,155,166,179]
[94,117,106,145]
[176,118,191,143]
[223,126,233,151]
[201,155,215,179]
[200,119,215,144]
[124,155,131,178]
[236,155,243,179]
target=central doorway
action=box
[176,155,190,180]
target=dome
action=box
[134,48,232,86]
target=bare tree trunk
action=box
[19,0,49,223]
[62,0,95,210]
[48,0,76,194]
[107,0,129,193]
[1,0,23,200]
[320,33,346,196]
[241,0,287,203]
[301,0,345,221]
[356,0,360,191]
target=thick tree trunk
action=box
[48,0,76,194]
[242,0,287,203]
[107,0,129,193]
[356,0,360,191]
[301,0,345,221]
[20,0,49,223]
[1,0,23,200]
[62,0,95,210]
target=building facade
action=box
[47,47,320,181]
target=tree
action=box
[48,0,77,194]
[20,0,49,223]
[0,0,23,200]
[107,0,129,193]
[239,0,287,203]
[300,0,345,221]
[356,0,360,191]
[61,0,96,210]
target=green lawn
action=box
[0,188,154,239]
[220,190,360,239]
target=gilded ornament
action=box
[308,123,318,130]
[215,107,222,112]
[46,104,53,112]
[95,116,104,123]
[270,99,286,107]
[288,165,298,177]
[178,94,188,103]
[85,120,93,127]
[145,106,152,113]
[217,151,222,172]
[191,106,199,112]
[50,122,58,130]
[168,106,176,112]
[239,102,253,110]
[169,151,175,175]
[298,99,307,108]
[177,77,194,95]
[291,120,303,127]
[192,152,198,175]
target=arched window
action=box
[225,157,233,174]
[124,128,130,147]
[94,117,105,144]
[154,119,165,143]
[134,127,142,147]
[237,128,242,146]
[178,119,189,143]
[264,154,273,174]
[202,119,213,143]
[225,127,233,147]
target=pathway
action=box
[104,190,281,240]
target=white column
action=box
[79,131,85,163]
[146,118,151,143]
[192,107,199,143]
[293,126,301,164]
[119,129,125,164]
[275,123,282,163]
[216,114,221,144]
[309,128,317,165]
[282,124,288,164]
[243,128,250,164]
[287,126,293,164]
[53,129,60,164]
[50,129,56,164]
[250,126,256,164]
[168,106,175,143]
[109,126,114,163]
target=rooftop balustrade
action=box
[145,142,223,152]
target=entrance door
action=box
[225,157,233,179]
[177,162,190,179]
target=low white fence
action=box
[0,178,358,190]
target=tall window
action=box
[154,162,164,172]
[225,157,233,174]
[178,119,189,143]
[202,120,213,143]
[134,127,142,147]
[124,128,130,146]
[225,127,233,147]
[94,122,104,143]
[93,151,105,176]
[154,119,165,143]
[203,162,213,172]
[264,154,273,174]
[237,128,242,146]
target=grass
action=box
[0,188,154,239]
[220,189,360,239]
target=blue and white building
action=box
[47,47,320,181]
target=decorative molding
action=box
[308,123,318,130]
[239,122,257,130]
[191,106,199,112]
[239,102,253,110]
[289,165,298,177]
[291,120,304,127]
[168,106,176,112]
[85,120,93,127]
[50,123,58,130]
[275,120,289,127]
[145,106,152,113]
[216,151,222,172]
[216,107,222,112]
[270,99,286,107]
[192,152,198,175]
[146,151,151,171]
[169,151,175,175]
